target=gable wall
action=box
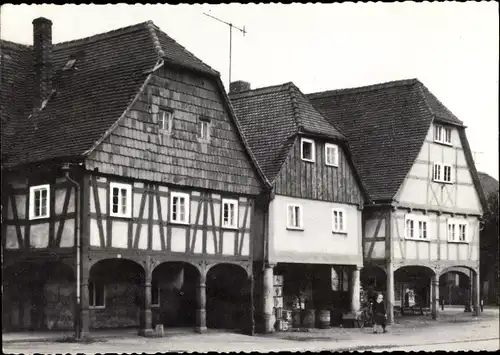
[396,123,482,215]
[85,65,262,196]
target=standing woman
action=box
[372,293,388,333]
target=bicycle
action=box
[356,302,373,329]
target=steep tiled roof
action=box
[307,79,467,202]
[229,82,345,182]
[1,21,218,168]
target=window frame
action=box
[434,124,452,146]
[198,116,211,141]
[286,204,303,230]
[29,184,50,220]
[325,143,339,167]
[170,191,190,224]
[221,198,239,229]
[447,218,469,243]
[300,138,315,163]
[405,214,429,241]
[433,162,453,184]
[158,109,173,134]
[109,182,133,218]
[89,280,106,309]
[332,208,347,233]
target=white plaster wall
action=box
[269,195,362,264]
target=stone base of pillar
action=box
[263,314,275,333]
[138,328,154,337]
[431,311,439,320]
[474,305,481,317]
[195,326,207,334]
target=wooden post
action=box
[431,275,439,320]
[80,266,90,337]
[350,266,361,314]
[386,262,394,324]
[196,272,207,333]
[262,264,275,333]
[473,270,481,316]
[139,274,153,336]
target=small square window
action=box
[325,143,339,167]
[109,182,132,218]
[301,138,315,162]
[158,110,173,133]
[405,215,429,240]
[170,192,190,224]
[287,204,303,229]
[448,219,468,243]
[89,280,106,308]
[418,220,427,239]
[332,208,346,233]
[29,184,50,220]
[433,162,453,183]
[443,164,453,183]
[222,198,238,229]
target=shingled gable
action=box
[1,20,269,188]
[307,78,488,210]
[229,82,349,183]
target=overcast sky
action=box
[1,3,498,179]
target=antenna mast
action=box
[203,12,247,88]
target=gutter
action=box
[61,163,82,340]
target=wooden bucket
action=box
[302,309,315,328]
[317,309,331,329]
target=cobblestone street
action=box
[3,308,498,353]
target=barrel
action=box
[302,309,316,328]
[317,309,331,329]
[292,309,301,328]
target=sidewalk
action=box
[2,308,498,346]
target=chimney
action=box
[32,17,53,109]
[230,80,251,94]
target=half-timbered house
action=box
[308,79,488,322]
[1,18,268,336]
[229,81,367,332]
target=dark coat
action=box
[372,301,387,325]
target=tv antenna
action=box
[203,12,247,88]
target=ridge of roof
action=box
[146,21,165,58]
[307,78,420,99]
[0,39,32,50]
[229,81,292,99]
[52,21,149,51]
[287,82,303,130]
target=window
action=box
[109,182,132,218]
[63,58,76,71]
[325,143,339,167]
[222,198,238,229]
[434,124,452,145]
[158,110,173,133]
[170,192,190,224]
[433,163,453,183]
[151,280,160,307]
[29,184,50,220]
[332,208,346,233]
[198,116,210,141]
[448,219,468,243]
[301,138,315,162]
[287,204,303,230]
[89,280,105,308]
[405,215,429,240]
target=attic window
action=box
[434,124,452,145]
[198,116,211,141]
[158,109,173,134]
[301,138,315,162]
[63,59,77,71]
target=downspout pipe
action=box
[62,163,81,339]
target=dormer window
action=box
[301,138,315,162]
[434,124,452,145]
[198,116,210,141]
[63,59,77,71]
